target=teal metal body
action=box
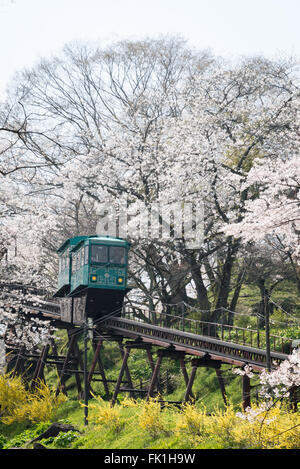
[54,236,88,297]
[54,235,130,298]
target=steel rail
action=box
[0,285,292,368]
[100,316,289,369]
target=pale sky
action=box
[0,0,299,97]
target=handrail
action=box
[123,305,293,354]
[0,283,295,355]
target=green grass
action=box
[0,398,235,449]
[0,362,247,450]
[2,393,299,450]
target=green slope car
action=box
[54,235,131,323]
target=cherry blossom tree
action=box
[0,37,299,360]
[226,154,300,292]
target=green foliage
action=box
[41,430,81,449]
[2,421,51,448]
[275,326,300,340]
[127,351,152,381]
[0,434,7,449]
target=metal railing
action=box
[122,306,293,354]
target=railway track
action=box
[2,284,296,409]
[101,316,288,370]
[0,283,292,370]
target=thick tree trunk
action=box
[212,238,240,324]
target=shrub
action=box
[209,405,241,447]
[175,403,210,445]
[0,374,67,425]
[0,373,27,418]
[51,430,81,448]
[2,421,51,448]
[175,401,300,449]
[138,398,168,438]
[87,395,125,434]
[234,403,300,449]
[0,434,7,449]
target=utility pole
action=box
[264,292,271,372]
[83,316,89,426]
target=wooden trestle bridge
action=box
[1,284,297,411]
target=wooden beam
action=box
[88,339,110,400]
[111,347,131,406]
[147,353,163,401]
[215,367,227,406]
[55,329,77,396]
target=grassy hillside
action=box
[1,394,300,450]
[1,279,299,450]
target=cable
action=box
[268,298,300,324]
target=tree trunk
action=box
[212,238,240,324]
